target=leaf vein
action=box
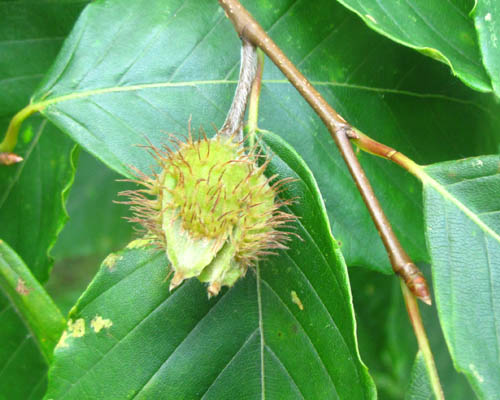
[259,279,339,397]
[483,235,500,362]
[167,14,225,82]
[130,289,233,399]
[115,0,190,86]
[199,329,259,399]
[265,344,306,399]
[61,278,191,398]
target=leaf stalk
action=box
[219,38,258,141]
[247,48,265,147]
[0,240,66,363]
[0,104,38,153]
[400,279,445,400]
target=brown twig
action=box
[350,130,418,173]
[219,0,431,305]
[400,279,445,400]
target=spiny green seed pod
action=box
[121,131,296,297]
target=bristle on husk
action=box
[121,129,297,296]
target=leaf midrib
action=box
[420,168,500,245]
[26,79,486,116]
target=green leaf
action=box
[0,240,65,362]
[18,0,499,274]
[0,2,87,399]
[332,0,491,93]
[405,352,433,400]
[48,148,135,317]
[0,1,88,119]
[0,241,67,400]
[0,294,47,400]
[349,268,413,399]
[0,0,88,281]
[350,265,475,400]
[45,133,375,399]
[0,120,78,282]
[421,155,500,398]
[472,1,500,95]
[52,150,134,260]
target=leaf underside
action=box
[423,155,500,399]
[405,352,432,400]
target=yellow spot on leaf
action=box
[91,315,113,333]
[56,331,70,349]
[68,318,85,338]
[291,290,304,311]
[16,278,31,296]
[55,318,86,349]
[103,253,123,270]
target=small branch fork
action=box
[219,2,444,397]
[218,0,430,305]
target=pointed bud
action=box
[0,152,23,166]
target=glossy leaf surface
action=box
[332,0,491,92]
[472,0,500,95]
[45,133,375,399]
[23,0,500,274]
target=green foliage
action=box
[45,133,375,399]
[423,155,500,398]
[0,241,65,362]
[331,0,492,92]
[473,0,500,94]
[26,0,500,273]
[350,266,475,400]
[0,0,499,399]
[52,150,133,260]
[0,120,78,281]
[0,2,86,399]
[405,352,433,400]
